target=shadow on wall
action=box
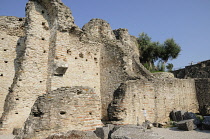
[195,78,210,115]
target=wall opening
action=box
[60,111,66,115]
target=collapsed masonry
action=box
[0,0,208,137]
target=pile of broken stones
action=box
[170,110,210,131]
[46,124,164,139]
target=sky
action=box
[1,0,210,69]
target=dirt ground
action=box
[152,127,210,139]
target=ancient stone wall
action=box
[108,78,199,125]
[195,78,210,115]
[0,16,25,118]
[173,60,210,79]
[15,87,102,139]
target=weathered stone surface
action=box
[46,130,99,139]
[142,120,153,129]
[108,79,199,125]
[185,112,201,125]
[110,125,163,139]
[175,110,187,121]
[202,116,210,130]
[177,119,196,131]
[94,124,115,139]
[15,87,102,139]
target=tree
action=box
[160,38,181,63]
[137,33,161,70]
[137,33,181,72]
[166,63,174,72]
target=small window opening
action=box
[60,111,66,115]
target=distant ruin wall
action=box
[108,78,199,125]
[173,60,210,79]
[195,78,210,115]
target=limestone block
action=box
[46,130,99,139]
[177,119,197,131]
[110,125,163,139]
[53,61,68,76]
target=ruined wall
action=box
[16,87,102,139]
[173,60,210,79]
[108,78,199,125]
[0,16,25,118]
[195,78,210,115]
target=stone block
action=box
[94,127,109,139]
[170,110,177,121]
[177,119,196,131]
[175,110,187,121]
[110,125,164,139]
[185,112,201,125]
[53,61,68,76]
[202,116,210,130]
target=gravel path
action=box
[152,127,210,139]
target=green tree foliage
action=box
[137,33,181,72]
[160,38,181,63]
[166,63,174,72]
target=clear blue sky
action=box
[1,0,210,69]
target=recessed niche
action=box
[79,53,84,58]
[16,98,19,100]
[4,61,8,63]
[94,57,97,61]
[67,49,71,55]
[86,59,88,61]
[0,74,3,76]
[1,38,4,40]
[60,111,66,115]
[15,112,18,114]
[4,49,7,51]
[42,22,45,26]
[40,81,42,83]
[89,112,92,115]
[41,37,45,40]
[19,18,23,21]
[43,50,46,53]
[75,57,78,59]
[17,42,20,46]
[41,10,45,14]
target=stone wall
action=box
[0,16,25,118]
[173,60,210,79]
[15,87,102,139]
[108,78,199,125]
[195,78,210,115]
